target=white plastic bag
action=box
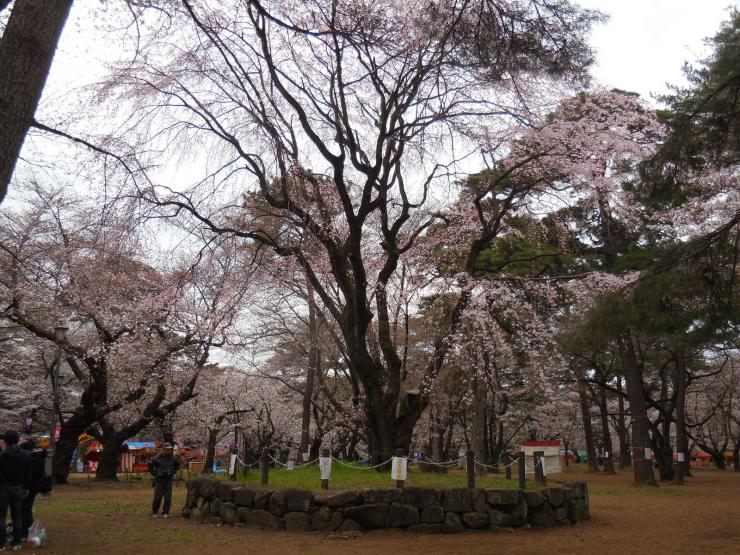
[26,519,47,548]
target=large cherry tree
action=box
[100,0,600,463]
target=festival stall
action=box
[522,440,562,475]
[120,441,158,472]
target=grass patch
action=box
[225,462,543,491]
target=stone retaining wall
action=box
[182,478,589,534]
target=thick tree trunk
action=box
[654,422,674,481]
[617,332,657,486]
[598,383,615,474]
[654,371,675,482]
[0,0,73,204]
[732,443,739,472]
[673,351,689,484]
[202,427,218,474]
[577,382,598,472]
[364,384,422,467]
[51,416,87,484]
[430,413,444,461]
[95,433,123,481]
[471,369,487,475]
[299,283,319,462]
[713,452,727,470]
[616,375,630,469]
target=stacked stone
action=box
[182,479,589,533]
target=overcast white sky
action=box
[41,0,738,109]
[577,0,737,99]
[6,0,737,207]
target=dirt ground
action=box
[29,466,740,555]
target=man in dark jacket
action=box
[19,440,46,539]
[0,430,31,550]
[148,443,180,518]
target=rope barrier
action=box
[268,455,291,467]
[420,457,463,467]
[330,456,393,470]
[234,456,261,468]
[472,458,518,469]
[523,457,544,472]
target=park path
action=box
[34,466,740,554]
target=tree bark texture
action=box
[51,414,88,484]
[95,432,124,481]
[202,427,218,474]
[598,381,615,474]
[299,282,318,462]
[616,375,630,468]
[578,381,599,472]
[471,369,487,475]
[672,351,689,484]
[617,332,658,486]
[0,0,73,204]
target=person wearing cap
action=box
[19,439,47,539]
[147,443,181,518]
[0,430,31,551]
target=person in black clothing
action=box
[19,440,45,539]
[148,443,180,518]
[0,430,31,551]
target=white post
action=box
[391,449,407,488]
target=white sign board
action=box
[320,457,332,480]
[228,454,236,475]
[521,443,561,475]
[391,456,407,481]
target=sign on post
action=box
[320,448,331,490]
[391,449,407,488]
